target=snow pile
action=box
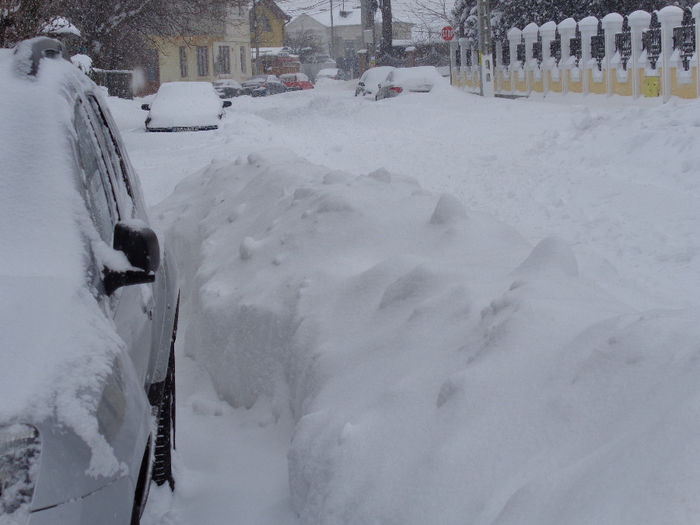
[155,145,700,524]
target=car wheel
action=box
[152,342,176,490]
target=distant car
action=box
[280,72,313,91]
[375,66,445,100]
[316,67,344,80]
[142,81,231,132]
[355,66,395,97]
[213,78,245,98]
[1,37,179,524]
[241,75,287,97]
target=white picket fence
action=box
[450,4,700,101]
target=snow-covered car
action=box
[142,81,231,131]
[241,75,287,97]
[0,37,179,524]
[375,66,445,100]
[213,78,245,98]
[316,67,344,80]
[279,72,313,91]
[355,66,395,97]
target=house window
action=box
[179,46,188,77]
[218,46,231,74]
[240,46,246,74]
[262,16,271,32]
[145,48,159,83]
[196,46,209,76]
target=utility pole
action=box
[251,0,260,74]
[330,0,335,59]
[361,0,376,64]
[476,0,494,97]
[379,0,392,59]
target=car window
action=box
[73,99,117,244]
[86,95,137,219]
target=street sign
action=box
[441,26,455,41]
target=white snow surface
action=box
[108,80,700,524]
[0,49,127,477]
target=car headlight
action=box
[0,424,41,515]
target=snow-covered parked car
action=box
[375,66,445,100]
[316,67,344,80]
[241,75,287,97]
[213,78,245,98]
[142,81,231,131]
[279,72,313,91]
[355,66,395,97]
[0,37,179,524]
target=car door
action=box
[79,94,155,386]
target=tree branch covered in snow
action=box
[1,0,248,69]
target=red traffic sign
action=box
[441,26,455,41]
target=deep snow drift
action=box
[111,80,700,524]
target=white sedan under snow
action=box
[143,81,231,132]
[375,66,447,100]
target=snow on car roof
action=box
[391,66,442,81]
[148,81,223,129]
[0,49,127,476]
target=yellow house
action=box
[149,4,252,91]
[250,0,290,48]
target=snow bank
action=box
[156,144,700,523]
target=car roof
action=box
[361,66,395,81]
[391,66,441,80]
[1,39,98,279]
[156,81,217,96]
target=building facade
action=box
[151,4,252,88]
[286,7,413,63]
[250,0,290,48]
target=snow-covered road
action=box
[110,80,700,524]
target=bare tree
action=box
[0,0,61,47]
[408,0,451,41]
[284,28,324,56]
[1,0,247,69]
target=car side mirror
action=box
[141,104,150,111]
[222,100,232,108]
[103,222,160,295]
